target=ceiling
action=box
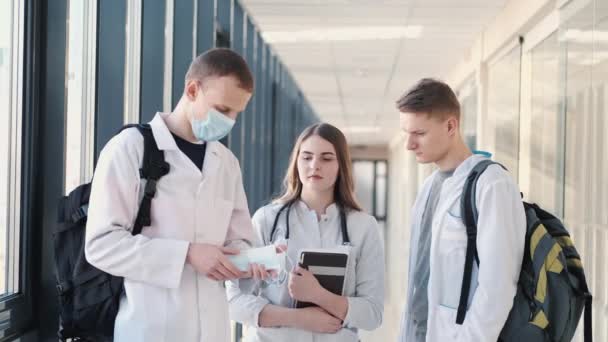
[240,0,509,146]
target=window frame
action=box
[352,159,389,223]
[0,0,40,338]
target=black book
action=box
[293,250,349,309]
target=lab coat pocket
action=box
[444,207,465,234]
[209,198,234,243]
[438,214,470,310]
[121,280,168,336]
[436,304,462,340]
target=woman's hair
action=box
[274,123,362,212]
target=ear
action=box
[447,117,458,136]
[185,80,199,101]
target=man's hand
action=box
[293,306,342,333]
[186,243,245,281]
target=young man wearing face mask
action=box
[85,48,256,342]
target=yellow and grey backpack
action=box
[456,159,592,342]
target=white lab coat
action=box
[85,113,255,342]
[227,201,385,342]
[399,154,526,342]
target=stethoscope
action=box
[269,201,351,246]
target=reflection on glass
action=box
[562,1,594,227]
[593,8,608,342]
[0,0,24,296]
[353,161,374,214]
[560,1,607,340]
[486,46,521,180]
[597,1,608,228]
[375,161,387,219]
[64,0,96,195]
[353,160,389,222]
[0,0,11,296]
[529,32,564,216]
[65,0,85,194]
[458,77,478,151]
[124,0,142,124]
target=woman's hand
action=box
[245,263,277,280]
[293,306,342,333]
[288,266,323,304]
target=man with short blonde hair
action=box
[397,78,526,342]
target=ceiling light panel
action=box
[240,0,510,145]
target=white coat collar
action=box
[426,154,490,225]
[428,153,489,187]
[295,200,340,219]
[448,153,488,183]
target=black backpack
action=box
[456,159,593,342]
[55,123,170,341]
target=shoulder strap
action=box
[574,244,594,342]
[584,294,593,342]
[456,159,505,324]
[131,124,170,235]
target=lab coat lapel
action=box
[202,141,221,181]
[149,113,179,151]
[433,154,487,226]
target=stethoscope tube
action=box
[269,201,351,245]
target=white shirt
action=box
[85,113,255,342]
[227,200,385,342]
[399,154,526,342]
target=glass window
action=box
[65,0,97,194]
[0,0,24,296]
[216,0,231,48]
[375,161,387,220]
[560,1,607,339]
[163,0,174,113]
[485,45,521,179]
[458,76,478,151]
[124,0,142,123]
[562,1,594,227]
[528,32,565,216]
[594,0,608,228]
[353,161,375,214]
[593,3,608,341]
[353,160,389,223]
[228,1,244,162]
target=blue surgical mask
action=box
[190,108,235,142]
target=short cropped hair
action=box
[395,78,460,120]
[185,48,254,93]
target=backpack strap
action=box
[576,261,594,342]
[59,124,168,236]
[584,294,592,342]
[131,123,170,235]
[456,159,506,324]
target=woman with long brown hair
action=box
[227,123,385,341]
